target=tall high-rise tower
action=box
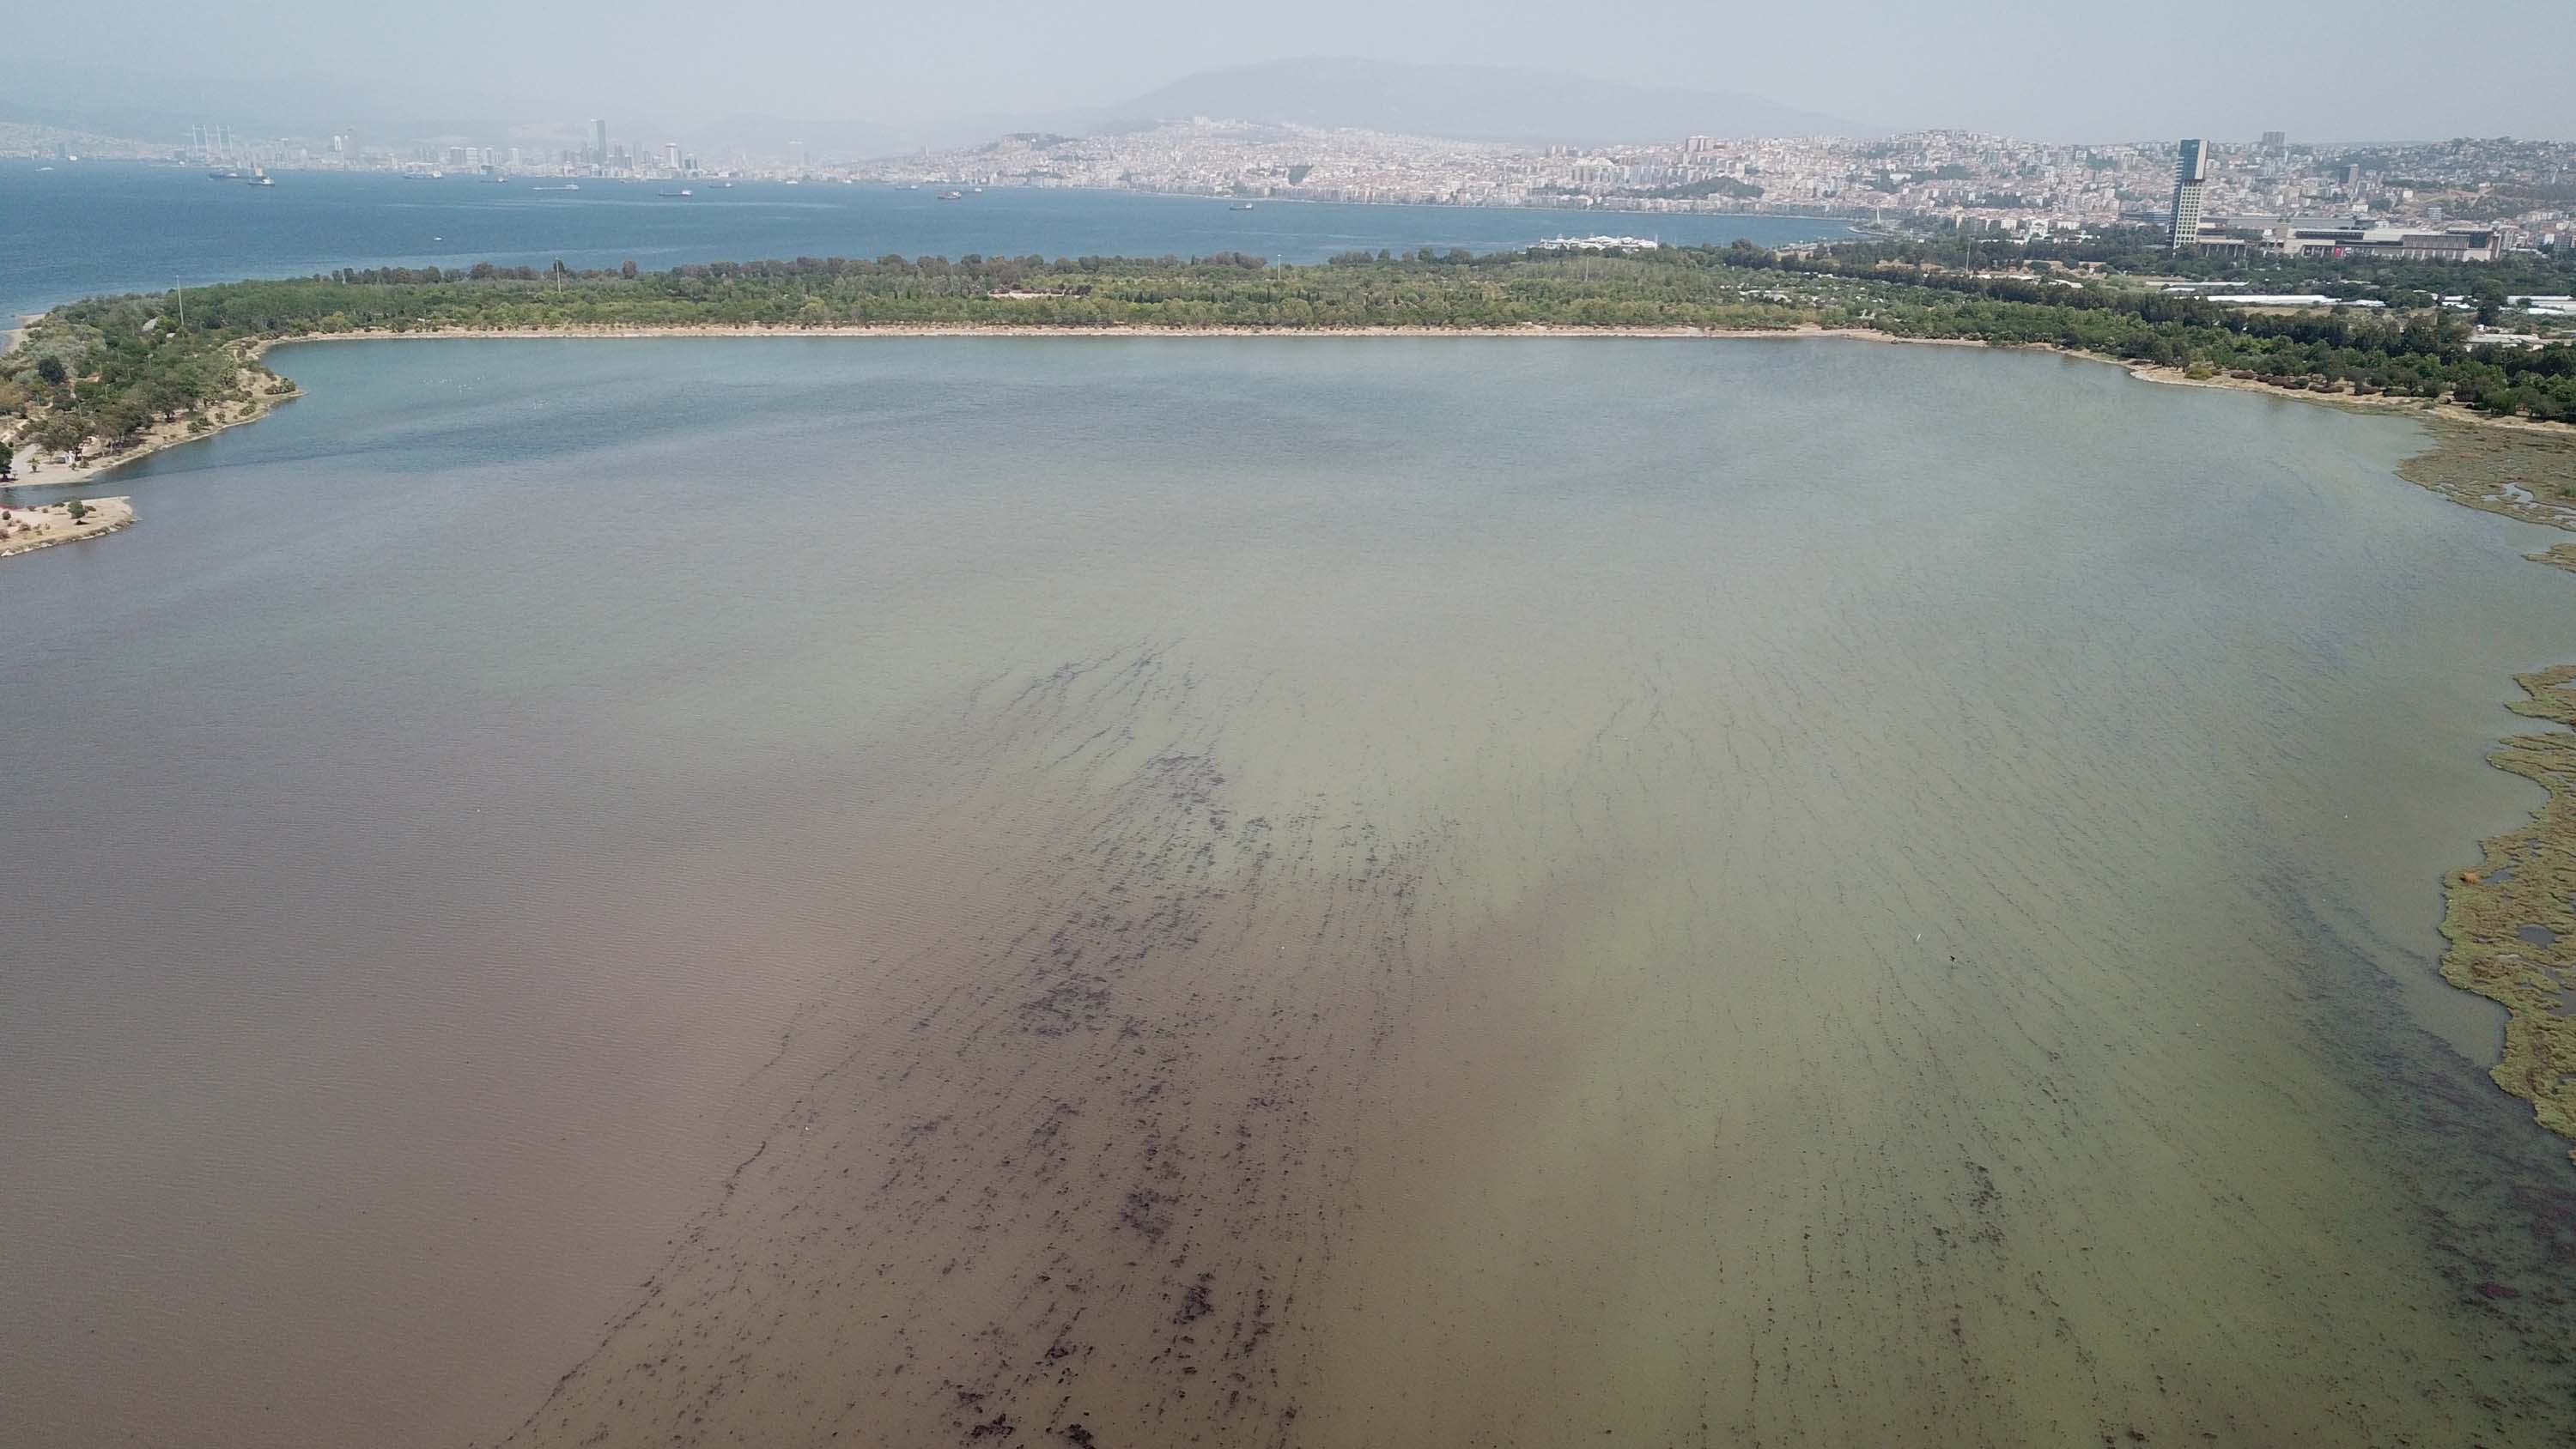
[2169,138,2208,252]
[592,118,608,166]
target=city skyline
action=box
[76,113,2568,266]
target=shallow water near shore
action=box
[3,337,2574,1447]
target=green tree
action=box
[34,412,88,455]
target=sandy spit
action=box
[0,496,135,557]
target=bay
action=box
[3,336,2573,1446]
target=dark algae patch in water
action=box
[2445,664,2576,1166]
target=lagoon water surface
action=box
[3,338,2574,1447]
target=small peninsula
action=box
[0,496,134,555]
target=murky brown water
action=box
[3,338,2571,1448]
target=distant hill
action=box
[1078,58,1873,145]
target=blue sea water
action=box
[0,160,1861,320]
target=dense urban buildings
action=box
[8,113,2571,260]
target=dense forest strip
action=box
[3,243,2572,480]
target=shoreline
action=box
[39,319,2567,521]
[2123,358,2576,447]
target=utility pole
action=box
[175,278,185,332]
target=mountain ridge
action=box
[1080,57,1875,146]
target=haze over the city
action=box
[17,0,2576,143]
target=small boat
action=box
[1230,203,1255,210]
[532,183,580,191]
[246,173,274,186]
[208,169,240,179]
[659,188,693,197]
[938,190,964,200]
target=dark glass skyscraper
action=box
[2169,139,2208,252]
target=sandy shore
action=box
[0,496,135,556]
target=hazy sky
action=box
[35,0,2576,142]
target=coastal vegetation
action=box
[6,245,2573,472]
[2443,660,2576,1167]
